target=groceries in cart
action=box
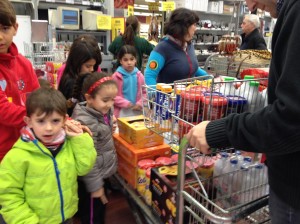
[142,75,268,145]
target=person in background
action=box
[0,0,40,161]
[144,8,207,86]
[148,16,159,46]
[112,45,146,118]
[108,15,154,71]
[0,88,96,224]
[186,0,300,223]
[58,34,102,116]
[71,72,118,224]
[240,14,267,50]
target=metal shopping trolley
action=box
[24,42,67,70]
[204,51,271,79]
[142,74,270,224]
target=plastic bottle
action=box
[221,158,239,196]
[247,81,261,113]
[237,165,252,204]
[219,76,236,96]
[261,88,268,107]
[249,163,269,199]
[234,150,244,164]
[236,75,254,99]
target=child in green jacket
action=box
[0,88,97,224]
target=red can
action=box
[180,86,205,122]
[178,120,197,139]
[201,95,228,120]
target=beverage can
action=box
[160,85,173,131]
[154,83,165,127]
[137,159,156,196]
[144,168,152,206]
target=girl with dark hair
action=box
[145,8,207,85]
[108,15,154,70]
[72,72,118,224]
[112,45,146,118]
[58,34,102,116]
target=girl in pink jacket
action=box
[112,45,146,118]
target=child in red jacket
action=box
[0,0,40,161]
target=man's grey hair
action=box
[244,14,260,28]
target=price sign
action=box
[148,2,160,11]
[111,17,125,41]
[96,15,112,30]
[162,1,175,11]
[128,5,134,16]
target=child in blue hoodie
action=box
[112,45,146,118]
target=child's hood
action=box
[116,66,138,78]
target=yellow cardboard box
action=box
[117,115,164,149]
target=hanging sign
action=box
[128,5,134,16]
[148,2,160,11]
[96,15,112,30]
[111,17,125,41]
[162,2,175,11]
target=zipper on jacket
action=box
[33,139,66,222]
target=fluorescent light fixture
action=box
[145,0,156,2]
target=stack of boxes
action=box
[114,115,171,188]
[115,115,203,224]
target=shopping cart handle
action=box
[232,196,269,223]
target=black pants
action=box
[77,180,106,224]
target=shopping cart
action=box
[24,42,67,70]
[204,51,271,79]
[142,74,270,224]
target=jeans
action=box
[269,188,300,224]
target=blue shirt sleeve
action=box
[195,67,208,77]
[144,51,165,86]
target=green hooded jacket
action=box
[0,133,97,224]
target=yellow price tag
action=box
[148,2,160,11]
[96,15,112,30]
[162,1,175,11]
[128,5,134,16]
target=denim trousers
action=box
[269,188,300,224]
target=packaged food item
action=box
[160,85,173,132]
[195,156,215,179]
[201,95,228,120]
[154,83,165,127]
[144,168,152,206]
[137,159,156,196]
[225,95,247,115]
[180,86,204,122]
[155,157,173,166]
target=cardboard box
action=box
[117,115,164,149]
[208,1,219,13]
[113,134,171,167]
[223,4,234,14]
[150,167,200,224]
[117,155,137,188]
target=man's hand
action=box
[185,121,211,154]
